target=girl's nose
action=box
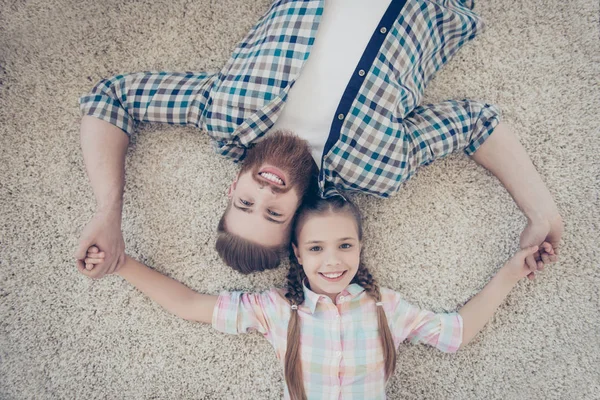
[325,252,341,267]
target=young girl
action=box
[79,197,553,400]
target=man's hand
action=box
[520,213,563,279]
[75,210,125,279]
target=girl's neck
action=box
[306,280,341,303]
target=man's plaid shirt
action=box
[80,0,500,198]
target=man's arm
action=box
[74,116,128,278]
[75,71,217,278]
[470,122,563,273]
[403,101,563,271]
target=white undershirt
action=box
[271,0,393,166]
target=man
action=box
[76,0,563,276]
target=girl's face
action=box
[292,211,361,302]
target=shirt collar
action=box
[301,280,365,314]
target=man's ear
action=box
[292,243,302,265]
[226,179,237,198]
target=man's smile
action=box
[258,166,287,186]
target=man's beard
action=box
[241,130,318,201]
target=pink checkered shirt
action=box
[212,283,463,399]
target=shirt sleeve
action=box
[211,289,284,336]
[402,99,501,172]
[79,71,217,138]
[389,292,463,353]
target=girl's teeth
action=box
[323,272,343,278]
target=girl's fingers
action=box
[522,246,539,271]
[541,242,555,255]
[525,255,537,272]
[85,263,94,271]
[541,253,550,265]
[84,257,104,265]
[88,246,99,253]
[537,260,544,271]
[86,251,105,259]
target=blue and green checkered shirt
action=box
[80,0,500,198]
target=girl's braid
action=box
[285,257,306,306]
[353,263,397,380]
[352,264,382,302]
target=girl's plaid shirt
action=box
[212,283,463,399]
[80,0,500,198]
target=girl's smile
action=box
[318,270,348,282]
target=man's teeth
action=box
[322,272,344,279]
[260,172,283,185]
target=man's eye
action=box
[309,246,322,252]
[268,209,282,217]
[340,243,352,249]
[240,199,252,206]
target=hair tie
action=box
[375,302,383,307]
[291,304,298,310]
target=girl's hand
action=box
[78,246,107,273]
[502,243,554,282]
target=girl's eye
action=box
[240,199,252,206]
[268,209,282,217]
[309,246,322,252]
[340,243,352,249]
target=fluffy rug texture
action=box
[1,0,599,399]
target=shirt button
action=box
[358,69,365,77]
[337,113,345,120]
[380,26,387,34]
[339,296,345,303]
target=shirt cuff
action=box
[436,312,464,353]
[211,291,240,335]
[464,103,502,156]
[79,93,136,138]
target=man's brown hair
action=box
[216,205,287,274]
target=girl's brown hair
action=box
[283,197,397,400]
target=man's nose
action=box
[258,184,278,195]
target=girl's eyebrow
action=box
[304,237,356,244]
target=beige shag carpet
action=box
[1,0,599,398]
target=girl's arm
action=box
[458,244,552,348]
[87,249,217,324]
